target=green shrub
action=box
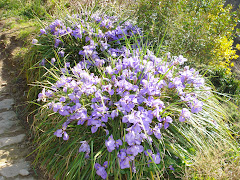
[134,0,239,68]
[206,67,240,95]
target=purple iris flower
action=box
[145,150,161,165]
[103,161,108,168]
[58,105,70,116]
[144,149,153,156]
[66,27,72,33]
[193,77,205,88]
[79,141,90,154]
[32,39,38,45]
[37,88,47,102]
[65,62,70,68]
[35,14,210,175]
[119,156,134,169]
[59,96,66,102]
[95,59,105,67]
[54,39,62,48]
[169,165,175,171]
[127,123,142,134]
[95,163,107,179]
[191,100,203,113]
[153,125,161,139]
[39,59,46,66]
[54,129,69,141]
[126,145,144,156]
[179,108,191,122]
[51,58,56,65]
[54,129,63,137]
[152,99,165,108]
[165,116,173,123]
[91,122,101,133]
[58,50,65,57]
[164,122,170,129]
[102,84,114,95]
[164,116,173,129]
[151,153,161,164]
[61,68,67,74]
[52,102,62,112]
[125,131,137,146]
[106,66,114,75]
[115,139,122,149]
[45,90,53,97]
[176,55,187,65]
[72,28,83,39]
[111,110,118,119]
[104,129,109,136]
[40,28,47,35]
[63,131,69,140]
[152,107,162,120]
[105,135,116,152]
[118,149,127,160]
[76,109,88,124]
[100,40,110,50]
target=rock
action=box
[0,111,17,121]
[0,111,17,135]
[0,134,25,148]
[0,99,14,110]
[0,120,15,135]
[0,160,29,178]
[19,169,30,176]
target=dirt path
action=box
[0,19,44,180]
[0,89,36,180]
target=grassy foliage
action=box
[184,144,240,179]
[0,0,69,19]
[204,66,240,144]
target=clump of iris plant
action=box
[33,10,234,180]
[37,44,214,179]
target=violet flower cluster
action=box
[37,44,209,178]
[34,11,211,179]
[35,12,141,68]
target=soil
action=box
[0,18,46,179]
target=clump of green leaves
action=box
[206,67,240,95]
[134,0,238,66]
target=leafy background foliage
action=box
[135,0,238,68]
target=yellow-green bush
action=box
[213,36,238,74]
[135,0,239,71]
